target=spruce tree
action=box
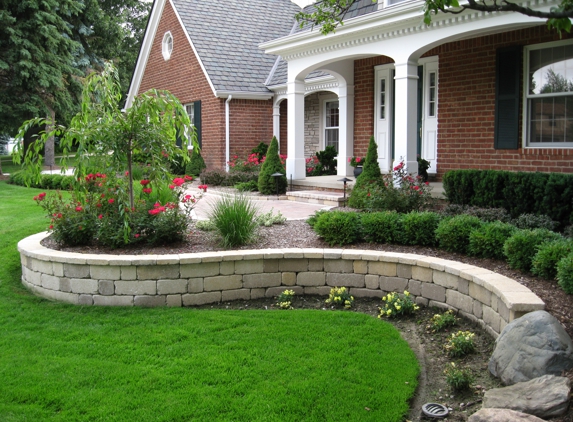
[258,136,287,195]
[348,136,383,208]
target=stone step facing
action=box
[286,190,347,206]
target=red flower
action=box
[98,214,103,219]
[148,208,161,215]
[154,202,161,208]
[172,177,185,187]
[367,192,371,197]
[75,206,83,212]
[96,203,102,208]
[184,175,193,181]
[125,171,129,176]
[38,192,46,199]
[57,213,62,219]
[413,186,420,191]
[140,179,150,186]
[134,233,140,238]
[425,181,429,186]
[49,224,53,230]
[143,188,152,194]
[169,184,175,190]
[108,198,115,204]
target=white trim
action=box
[162,31,173,60]
[214,91,273,100]
[523,39,573,149]
[319,93,339,151]
[126,0,167,108]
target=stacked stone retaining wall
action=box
[18,232,545,338]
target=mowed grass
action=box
[0,182,419,422]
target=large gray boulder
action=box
[489,310,573,385]
[483,375,571,418]
[468,408,544,422]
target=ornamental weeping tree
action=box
[15,62,197,210]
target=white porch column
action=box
[272,103,281,147]
[337,84,354,176]
[393,61,419,174]
[286,80,306,180]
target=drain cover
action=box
[421,403,449,419]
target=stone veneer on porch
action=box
[18,232,545,338]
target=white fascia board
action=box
[215,91,274,100]
[169,0,217,97]
[126,0,166,108]
[260,0,560,57]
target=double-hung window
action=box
[324,100,339,152]
[526,41,573,147]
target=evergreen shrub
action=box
[557,253,573,294]
[468,221,517,260]
[401,211,441,246]
[313,211,361,246]
[503,229,562,272]
[435,215,483,254]
[531,238,573,280]
[186,147,206,176]
[258,136,287,195]
[360,211,404,244]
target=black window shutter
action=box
[494,46,521,149]
[194,100,202,148]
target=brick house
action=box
[128,0,573,180]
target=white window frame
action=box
[523,39,573,148]
[162,31,173,61]
[320,94,339,152]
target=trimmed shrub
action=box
[435,215,483,254]
[441,204,511,223]
[468,221,518,260]
[258,136,287,195]
[532,238,573,280]
[186,147,206,177]
[348,136,382,208]
[234,180,258,192]
[361,211,404,244]
[557,253,573,294]
[503,229,562,272]
[200,169,226,186]
[208,195,259,248]
[512,213,559,231]
[306,209,329,228]
[401,211,441,246]
[313,211,361,246]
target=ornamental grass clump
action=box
[276,289,296,309]
[209,194,259,248]
[428,310,457,332]
[444,331,476,357]
[378,291,419,318]
[325,287,354,309]
[444,362,474,391]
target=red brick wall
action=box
[353,56,394,158]
[137,1,274,170]
[352,27,573,177]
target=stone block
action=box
[53,262,64,277]
[70,278,98,294]
[326,273,365,288]
[93,295,134,306]
[416,296,429,307]
[304,286,331,296]
[31,258,54,275]
[411,266,433,282]
[135,295,166,307]
[90,265,121,280]
[157,279,188,295]
[115,280,156,295]
[282,272,296,286]
[64,263,90,278]
[219,261,235,275]
[491,294,499,312]
[368,261,397,277]
[59,278,71,293]
[182,292,221,306]
[433,271,459,289]
[204,275,243,291]
[121,266,137,280]
[265,286,303,298]
[24,268,41,285]
[458,277,469,295]
[222,289,251,301]
[188,278,204,293]
[379,276,408,292]
[353,260,368,274]
[421,283,446,302]
[364,275,380,290]
[397,264,412,279]
[78,294,93,306]
[324,260,353,273]
[279,258,308,272]
[166,295,182,307]
[408,279,422,296]
[36,288,78,304]
[469,282,492,306]
[250,288,265,299]
[235,259,263,274]
[482,305,501,334]
[180,262,220,278]
[263,259,279,273]
[243,273,281,288]
[297,272,326,286]
[446,290,474,314]
[41,274,60,290]
[428,300,452,312]
[349,288,382,298]
[497,300,510,323]
[137,264,179,280]
[308,259,324,271]
[99,280,115,296]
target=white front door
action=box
[421,58,438,174]
[374,65,393,173]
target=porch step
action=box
[286,190,347,206]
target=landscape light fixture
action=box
[338,177,353,207]
[271,172,284,198]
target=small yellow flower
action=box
[404,291,410,296]
[395,305,401,310]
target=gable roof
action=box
[172,0,300,95]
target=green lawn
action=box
[0,154,78,175]
[0,182,419,422]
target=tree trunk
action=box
[44,108,56,167]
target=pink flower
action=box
[425,181,429,186]
[98,214,103,219]
[125,171,129,176]
[75,206,83,212]
[140,179,150,186]
[134,234,140,238]
[39,192,46,199]
[172,177,185,187]
[169,184,175,190]
[356,157,361,163]
[108,198,115,204]
[413,186,420,191]
[142,188,152,194]
[148,208,160,215]
[184,175,193,181]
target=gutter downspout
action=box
[225,95,232,172]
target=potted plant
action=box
[349,156,364,177]
[417,155,431,182]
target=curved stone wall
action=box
[18,232,545,338]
